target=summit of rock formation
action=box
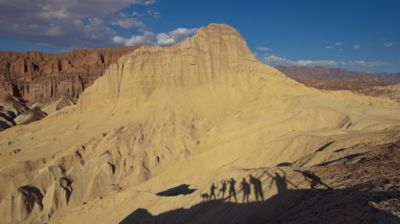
[0,24,400,224]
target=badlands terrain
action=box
[0,48,132,131]
[0,24,400,224]
[2,44,400,132]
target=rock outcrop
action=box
[0,48,133,103]
[14,107,47,125]
[0,95,28,130]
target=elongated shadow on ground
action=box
[156,184,197,197]
[120,187,400,224]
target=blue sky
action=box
[0,0,399,72]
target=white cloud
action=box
[383,42,393,48]
[335,42,343,46]
[157,33,175,46]
[326,46,334,49]
[0,0,156,47]
[156,28,197,46]
[353,44,360,49]
[297,60,338,67]
[262,55,337,67]
[256,47,271,52]
[113,18,143,29]
[262,55,297,66]
[112,32,154,47]
[112,27,198,47]
[340,60,387,67]
[139,0,156,5]
[112,13,145,29]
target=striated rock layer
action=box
[0,48,133,103]
[0,24,400,224]
[78,24,265,110]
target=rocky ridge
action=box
[276,66,400,101]
[0,48,133,103]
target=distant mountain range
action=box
[276,66,400,91]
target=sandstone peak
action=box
[194,23,245,40]
[78,23,267,111]
[191,23,256,60]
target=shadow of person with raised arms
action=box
[266,170,297,194]
[249,175,264,201]
[227,178,237,202]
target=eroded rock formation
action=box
[0,96,28,130]
[0,48,133,103]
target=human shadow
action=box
[294,169,332,189]
[121,168,400,224]
[209,183,217,200]
[120,188,400,224]
[218,180,227,199]
[203,179,236,202]
[265,170,298,194]
[240,178,251,203]
[249,175,264,201]
[227,178,237,202]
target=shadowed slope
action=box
[121,189,400,224]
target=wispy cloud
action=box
[131,10,160,19]
[383,42,394,48]
[341,60,387,67]
[147,10,160,19]
[262,55,338,67]
[353,44,360,49]
[326,42,343,50]
[262,55,387,68]
[111,13,146,29]
[256,47,271,52]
